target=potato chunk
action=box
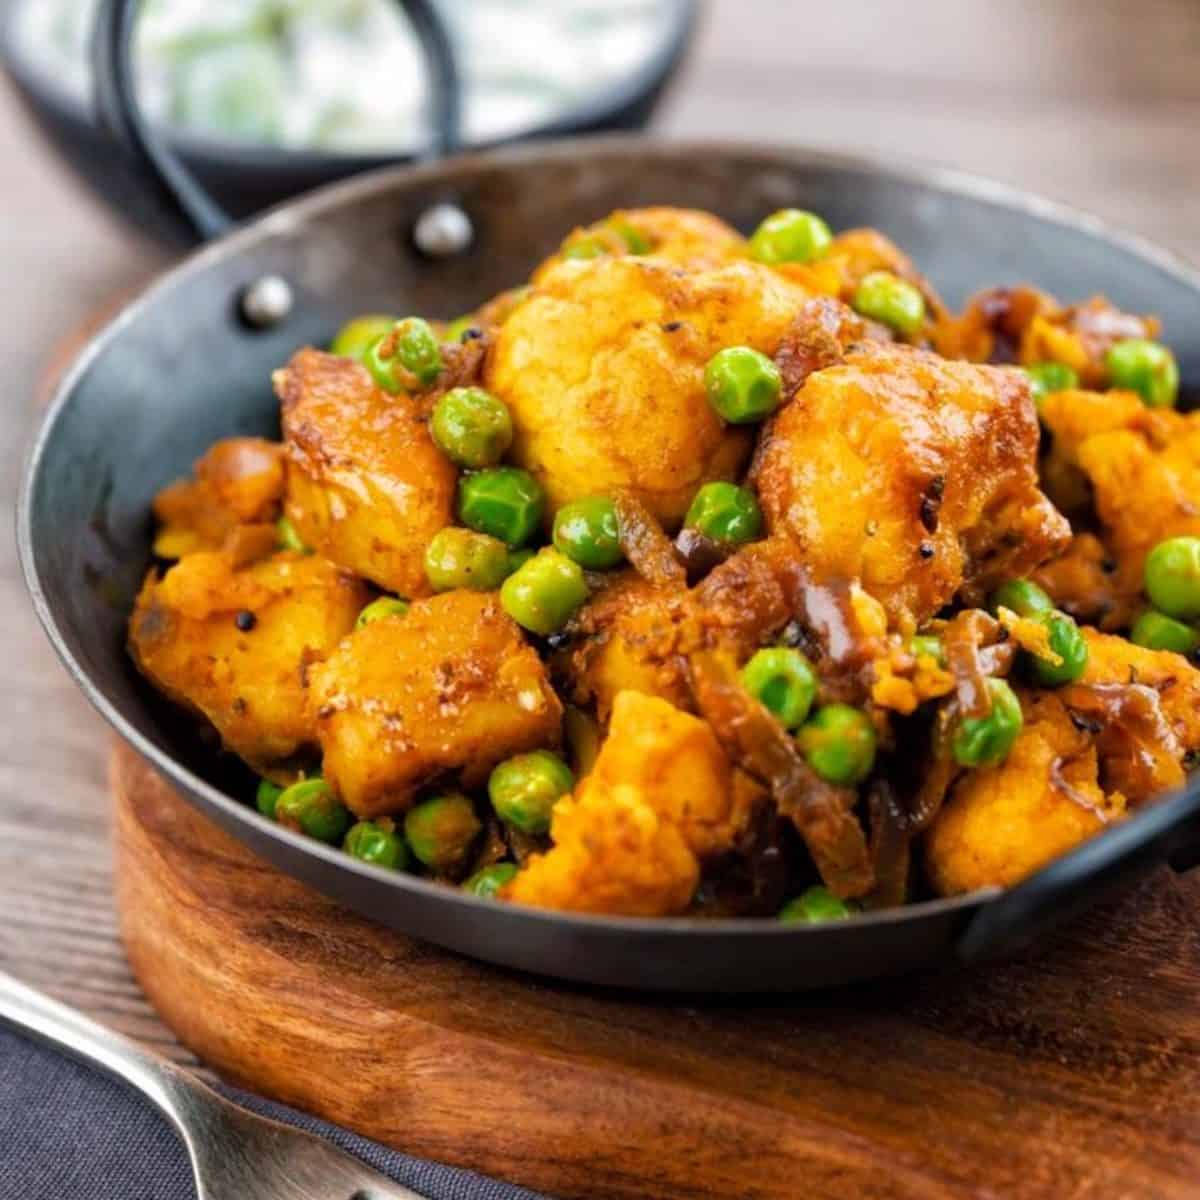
[507,691,759,915]
[277,348,456,597]
[754,338,1069,625]
[152,437,284,560]
[925,692,1125,897]
[310,591,562,817]
[129,552,366,773]
[926,629,1200,896]
[488,254,811,524]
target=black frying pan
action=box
[17,0,1200,992]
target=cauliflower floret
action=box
[507,691,759,915]
[488,254,812,524]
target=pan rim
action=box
[17,134,1200,938]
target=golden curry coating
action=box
[925,690,1125,896]
[487,254,813,524]
[129,551,367,774]
[276,349,456,598]
[309,591,562,818]
[507,691,759,915]
[1041,389,1200,583]
[754,340,1069,625]
[152,437,285,560]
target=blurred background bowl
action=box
[0,0,697,245]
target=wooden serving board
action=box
[112,737,1200,1200]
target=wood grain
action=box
[113,738,1200,1200]
[3,1,1200,1190]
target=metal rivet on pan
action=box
[412,203,474,257]
[239,275,294,329]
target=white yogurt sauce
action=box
[13,0,679,154]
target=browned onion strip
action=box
[864,779,909,910]
[943,609,1001,720]
[613,491,687,588]
[687,650,875,899]
[1059,682,1184,803]
[906,703,962,833]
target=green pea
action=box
[562,235,607,261]
[329,314,396,361]
[275,778,351,844]
[1024,361,1079,407]
[952,678,1023,768]
[703,346,784,424]
[489,750,575,835]
[424,528,511,592]
[990,578,1054,618]
[431,387,514,469]
[1106,338,1179,408]
[1144,536,1200,620]
[500,548,589,636]
[748,209,833,265]
[610,220,652,254]
[778,886,856,923]
[797,705,877,786]
[458,467,546,548]
[356,596,409,629]
[1026,611,1089,687]
[552,496,623,570]
[364,317,443,393]
[255,778,283,819]
[1130,609,1200,656]
[463,863,518,899]
[343,820,409,870]
[506,547,535,576]
[403,793,481,872]
[740,647,817,730]
[909,634,946,666]
[852,271,926,335]
[276,515,310,554]
[685,482,763,545]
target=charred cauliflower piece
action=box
[152,437,285,560]
[277,348,456,598]
[129,551,366,773]
[754,337,1069,625]
[488,254,812,525]
[507,691,759,916]
[310,591,562,818]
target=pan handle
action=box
[957,778,1200,963]
[90,0,463,242]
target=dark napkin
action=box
[0,1027,548,1200]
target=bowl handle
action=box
[956,778,1200,963]
[90,0,463,242]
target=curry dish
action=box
[128,205,1199,921]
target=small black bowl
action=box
[0,0,698,245]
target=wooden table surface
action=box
[1,0,1198,1161]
